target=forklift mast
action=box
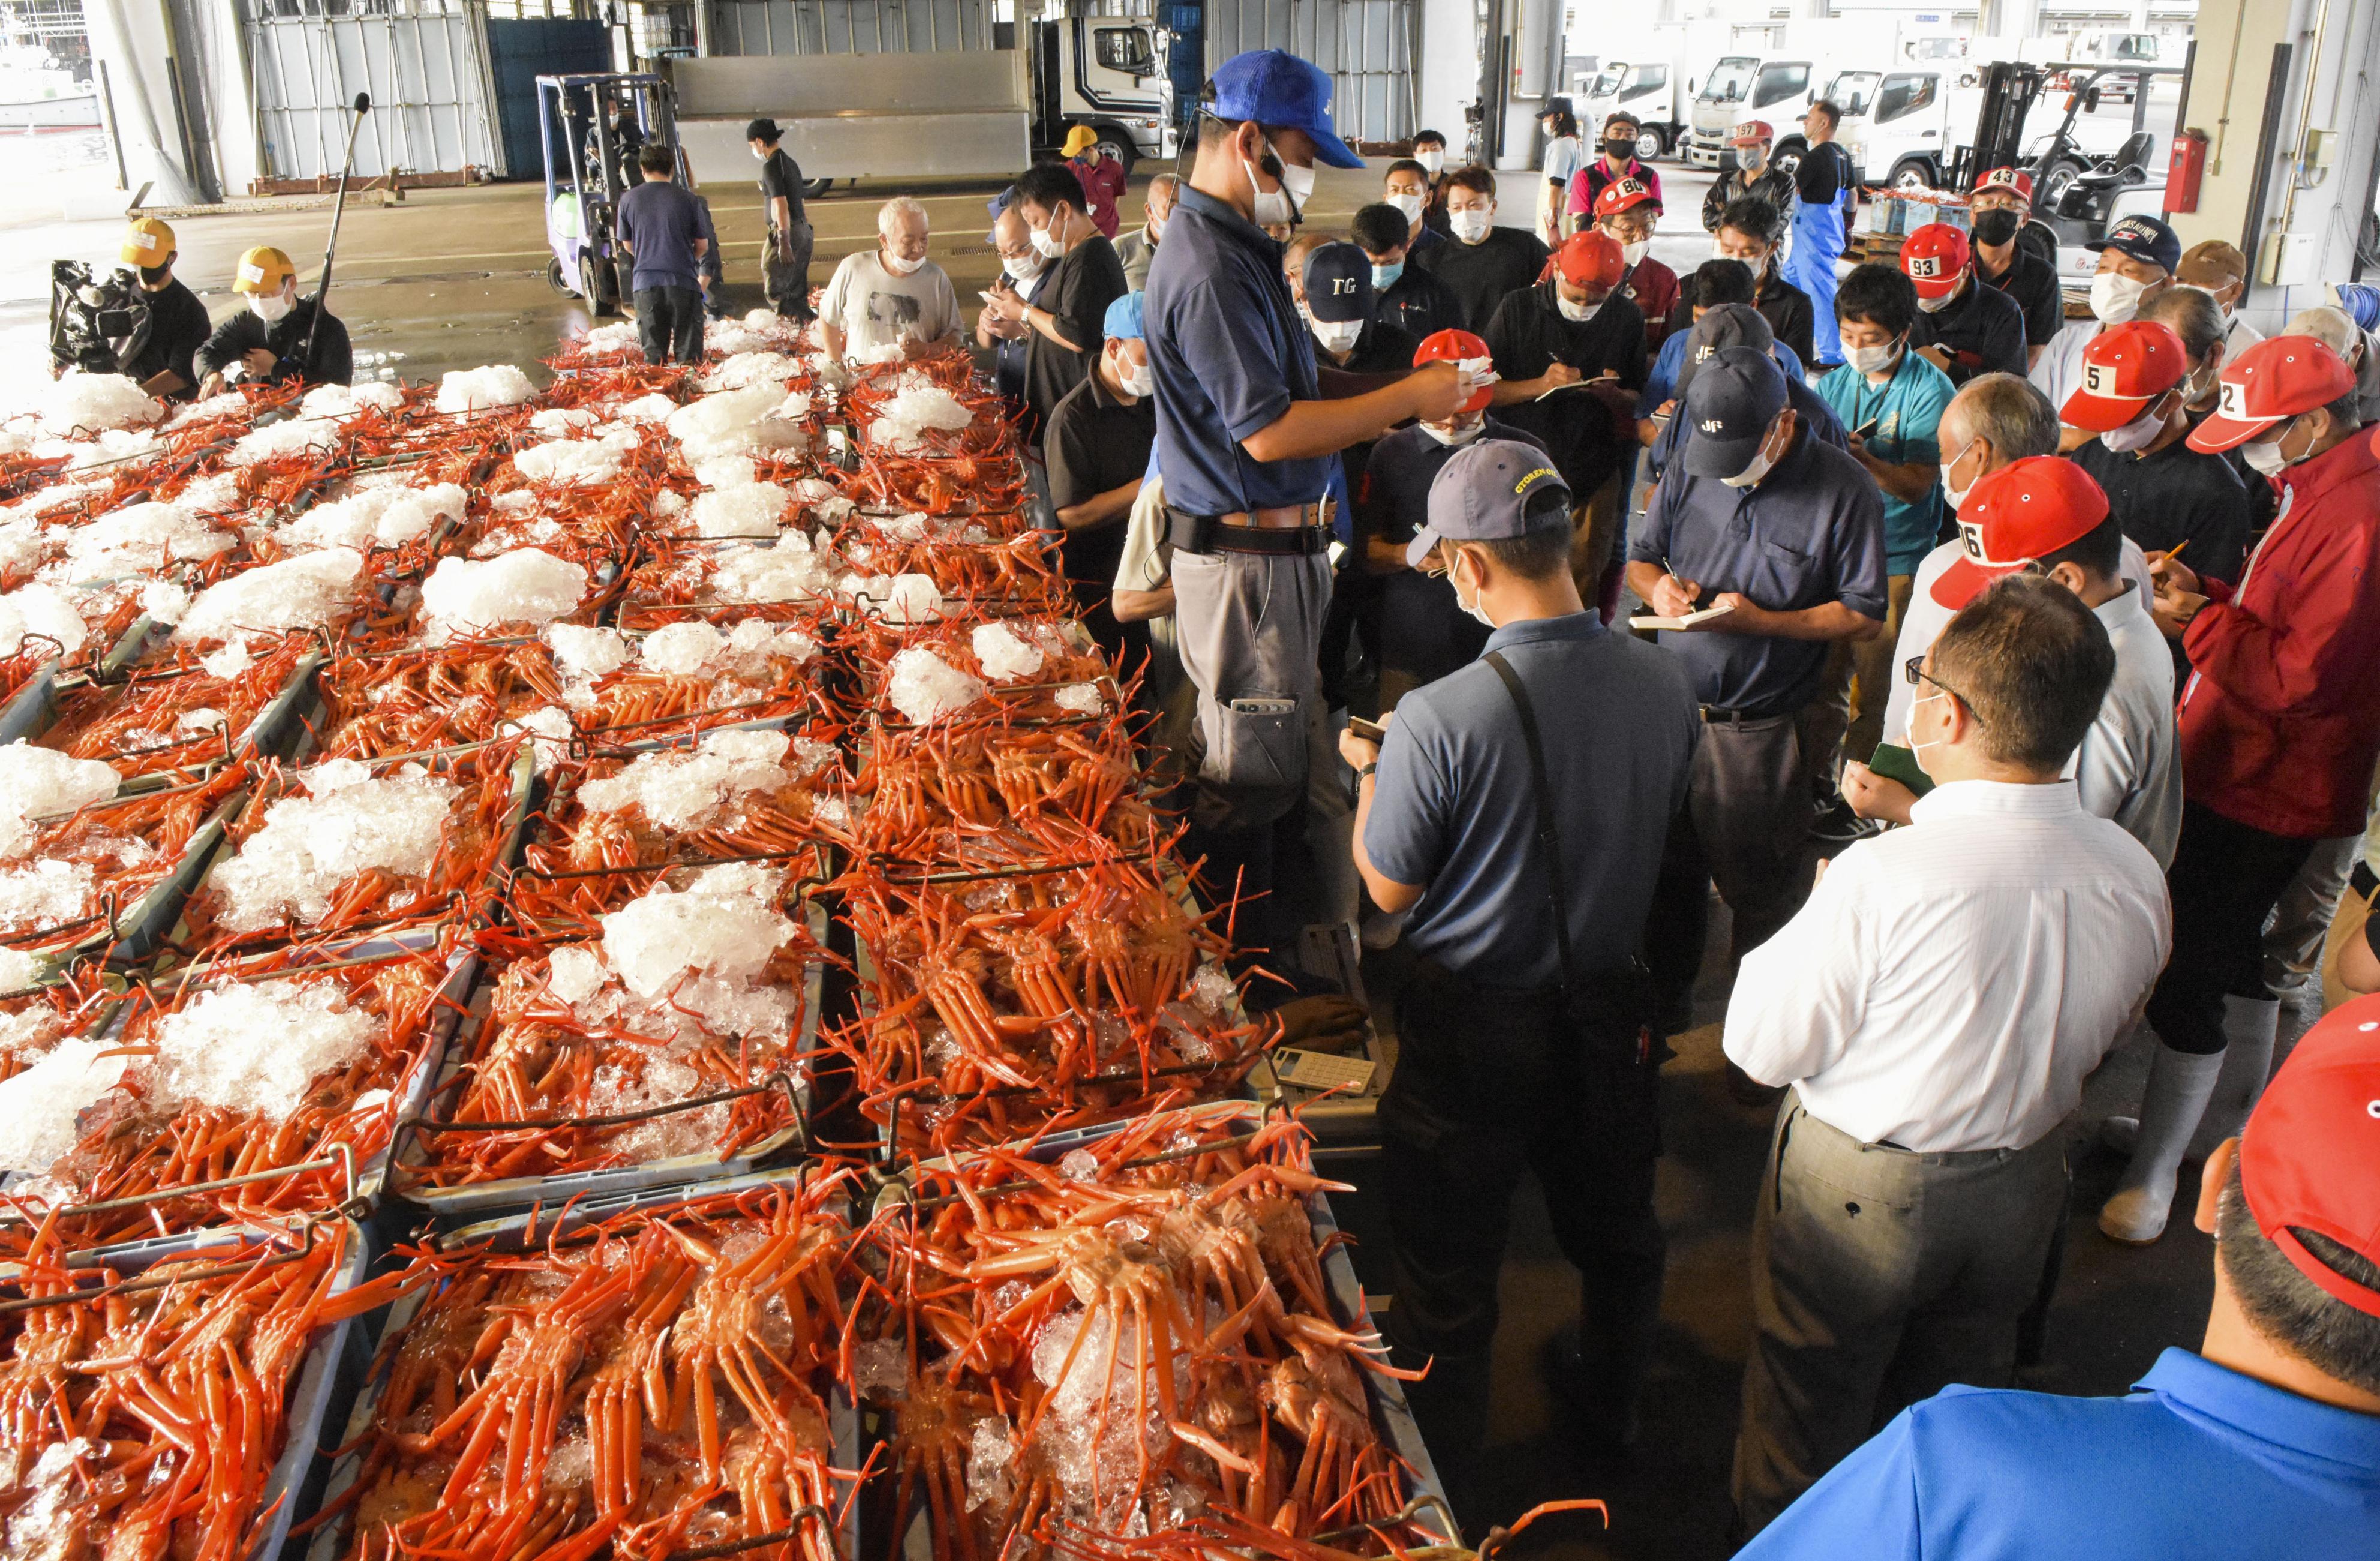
[1954,62,2045,207]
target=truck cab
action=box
[1582,58,1685,159]
[1835,68,1961,190]
[1026,12,1173,172]
[1688,56,1816,168]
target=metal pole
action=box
[299,91,371,379]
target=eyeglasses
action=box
[1904,655,1985,725]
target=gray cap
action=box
[1675,303,1777,403]
[1682,346,1789,481]
[1406,438,1572,566]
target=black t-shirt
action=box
[1045,368,1156,596]
[1976,244,2065,355]
[1796,142,1852,205]
[1909,275,2028,384]
[194,296,351,387]
[1378,264,1461,343]
[1755,273,1817,370]
[1414,226,1552,334]
[1357,418,1551,680]
[757,148,807,226]
[1483,282,1644,497]
[118,277,212,397]
[1024,235,1128,439]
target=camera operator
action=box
[73,219,211,400]
[194,247,352,397]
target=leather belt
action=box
[1167,505,1332,557]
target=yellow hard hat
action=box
[1061,125,1099,158]
[121,217,175,268]
[232,246,296,293]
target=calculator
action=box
[1272,1047,1378,1094]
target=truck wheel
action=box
[2036,157,2087,212]
[1636,125,1666,161]
[547,258,572,296]
[579,253,618,318]
[1889,157,1934,191]
[1772,134,1808,181]
[801,176,834,200]
[1093,127,1137,175]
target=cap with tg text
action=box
[1557,230,1625,290]
[232,247,296,295]
[2186,334,2358,453]
[1300,242,1373,325]
[2060,320,2187,433]
[1675,304,1775,404]
[1681,346,1788,481]
[1900,223,1971,299]
[1405,438,1573,566]
[2238,992,2380,1319]
[1929,455,2110,610]
[1210,50,1364,169]
[2087,213,2182,275]
[121,217,175,269]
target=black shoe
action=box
[1727,1059,1787,1108]
[1808,794,1881,854]
[1540,1326,1641,1460]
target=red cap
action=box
[1592,177,1657,219]
[1929,456,2110,609]
[1556,230,1625,290]
[1728,119,1774,146]
[2186,334,2358,453]
[1900,223,1970,299]
[2060,320,2187,432]
[1972,166,2034,202]
[2238,992,2380,1319]
[1416,328,1495,413]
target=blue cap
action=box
[1302,243,1372,323]
[1104,290,1146,341]
[2331,283,2380,334]
[1682,346,1789,480]
[2087,213,2181,275]
[1211,50,1365,170]
[1405,439,1572,566]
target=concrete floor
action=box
[0,146,2288,1559]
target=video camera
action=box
[48,259,149,377]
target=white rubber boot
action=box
[2187,995,2282,1160]
[2099,1043,2225,1245]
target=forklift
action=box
[539,72,680,317]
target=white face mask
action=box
[1618,238,1652,267]
[1939,437,1978,510]
[1002,253,1045,284]
[1121,356,1155,397]
[752,147,767,161]
[882,247,925,277]
[2098,394,2170,455]
[1029,213,1068,260]
[1449,208,1493,243]
[1722,419,1785,488]
[1146,214,1166,242]
[2090,270,2151,324]
[1420,413,1486,446]
[2240,416,2301,477]
[1310,316,1362,353]
[1556,293,1601,323]
[1386,192,1425,224]
[1245,137,1311,227]
[249,292,292,324]
[1450,552,1496,628]
[1417,148,1444,175]
[1910,688,1954,777]
[1846,338,1901,376]
[1916,284,1958,314]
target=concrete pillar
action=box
[85,0,202,203]
[1413,0,1476,155]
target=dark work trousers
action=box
[2145,800,2321,1054]
[634,285,704,365]
[1645,709,1811,1016]
[765,220,816,320]
[1380,959,1666,1516]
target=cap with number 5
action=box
[2186,334,2358,454]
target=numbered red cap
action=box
[1972,166,2034,202]
[1557,230,1626,290]
[1930,455,2110,609]
[2238,993,2380,1319]
[1415,328,1495,413]
[1728,119,1774,146]
[2186,334,2358,452]
[1900,223,1970,299]
[2060,320,2187,432]
[1593,177,1657,218]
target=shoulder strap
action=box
[1485,650,1580,1000]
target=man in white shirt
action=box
[2029,213,2178,436]
[1844,456,2180,866]
[817,196,964,363]
[1725,572,2172,1539]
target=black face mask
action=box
[1603,138,1634,158]
[139,263,172,287]
[1971,209,2021,248]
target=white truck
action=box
[1685,55,1821,169]
[1578,57,1690,160]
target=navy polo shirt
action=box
[1646,360,1846,482]
[1738,1349,2380,1561]
[1630,425,1888,716]
[1143,185,1333,516]
[1364,611,1700,989]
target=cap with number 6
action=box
[232,247,296,295]
[1929,455,2110,610]
[2185,334,2358,454]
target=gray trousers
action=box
[1732,1100,2069,1538]
[2263,832,2362,990]
[1171,538,1332,833]
[1689,710,1812,959]
[764,220,815,319]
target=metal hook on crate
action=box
[0,1214,326,1315]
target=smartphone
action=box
[1347,716,1386,743]
[1852,416,1881,439]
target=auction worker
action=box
[1967,167,2064,370]
[745,118,814,323]
[1344,438,1700,1509]
[194,246,351,396]
[1739,993,2380,1560]
[1900,223,2027,385]
[110,218,211,400]
[1702,120,1793,241]
[1783,100,1853,368]
[1726,572,2171,1538]
[1140,47,1468,975]
[611,144,710,366]
[1045,292,1156,664]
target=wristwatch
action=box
[1356,763,1377,779]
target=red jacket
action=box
[1620,257,1679,349]
[2178,424,2380,839]
[1071,154,1125,239]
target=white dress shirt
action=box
[1725,780,2170,1152]
[2028,319,2102,412]
[2074,581,2181,868]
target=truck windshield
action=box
[1826,71,1879,117]
[1588,67,1623,98]
[1700,58,1756,103]
[1874,73,1937,123]
[1625,64,1666,99]
[2109,34,2157,61]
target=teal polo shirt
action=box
[1816,349,1955,577]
